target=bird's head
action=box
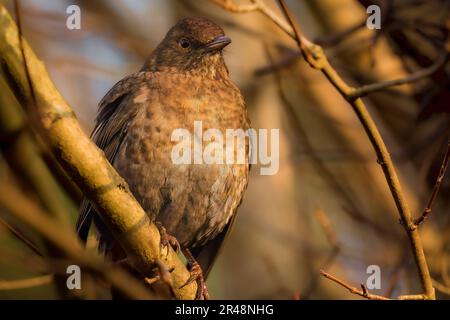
[143,17,231,77]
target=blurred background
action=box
[0,0,449,299]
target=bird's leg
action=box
[155,221,180,256]
[180,248,209,300]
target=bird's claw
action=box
[155,222,180,256]
[180,249,209,300]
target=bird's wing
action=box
[76,72,147,243]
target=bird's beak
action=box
[204,35,232,52]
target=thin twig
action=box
[0,183,155,299]
[275,0,435,300]
[315,20,366,47]
[0,275,53,290]
[0,217,43,257]
[254,20,367,76]
[265,44,392,237]
[209,0,436,299]
[210,0,296,39]
[384,248,408,298]
[414,141,450,227]
[348,52,449,100]
[213,0,448,99]
[321,270,390,300]
[209,0,259,12]
[432,278,450,296]
[441,254,450,286]
[274,0,316,68]
[314,207,338,249]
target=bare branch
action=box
[414,141,450,227]
[321,269,426,300]
[432,278,450,296]
[275,0,435,300]
[0,275,53,290]
[209,0,259,12]
[210,0,436,299]
[0,217,43,257]
[210,0,296,39]
[0,183,154,299]
[348,52,449,100]
[314,207,338,250]
[0,4,197,299]
[321,270,390,300]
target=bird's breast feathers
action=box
[111,71,249,246]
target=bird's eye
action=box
[179,38,191,49]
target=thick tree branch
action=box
[0,4,196,299]
[0,76,76,226]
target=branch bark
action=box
[348,52,449,100]
[275,0,434,300]
[209,0,436,299]
[321,270,390,300]
[0,4,196,299]
[0,76,76,226]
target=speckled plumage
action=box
[77,17,250,277]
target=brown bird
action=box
[77,17,250,299]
